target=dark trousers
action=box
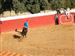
[21,27,28,37]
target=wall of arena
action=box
[0,11,75,33]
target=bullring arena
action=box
[0,11,75,56]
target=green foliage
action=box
[0,0,75,14]
[1,0,13,11]
[31,4,40,13]
[0,0,3,8]
[13,0,27,13]
[70,0,75,8]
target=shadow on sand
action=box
[13,35,21,39]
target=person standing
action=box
[15,19,28,39]
[21,20,28,37]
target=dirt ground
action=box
[0,25,75,56]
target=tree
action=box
[39,0,50,10]
[31,4,40,13]
[25,0,41,13]
[0,0,75,14]
[70,0,75,8]
[0,0,4,14]
[1,0,13,11]
[67,0,71,8]
[0,0,2,8]
[13,0,27,13]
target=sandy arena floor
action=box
[0,25,75,56]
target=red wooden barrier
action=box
[0,15,55,32]
[59,14,74,24]
[0,12,75,33]
[71,13,75,23]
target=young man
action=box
[55,14,59,25]
[15,20,28,38]
[21,20,28,37]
